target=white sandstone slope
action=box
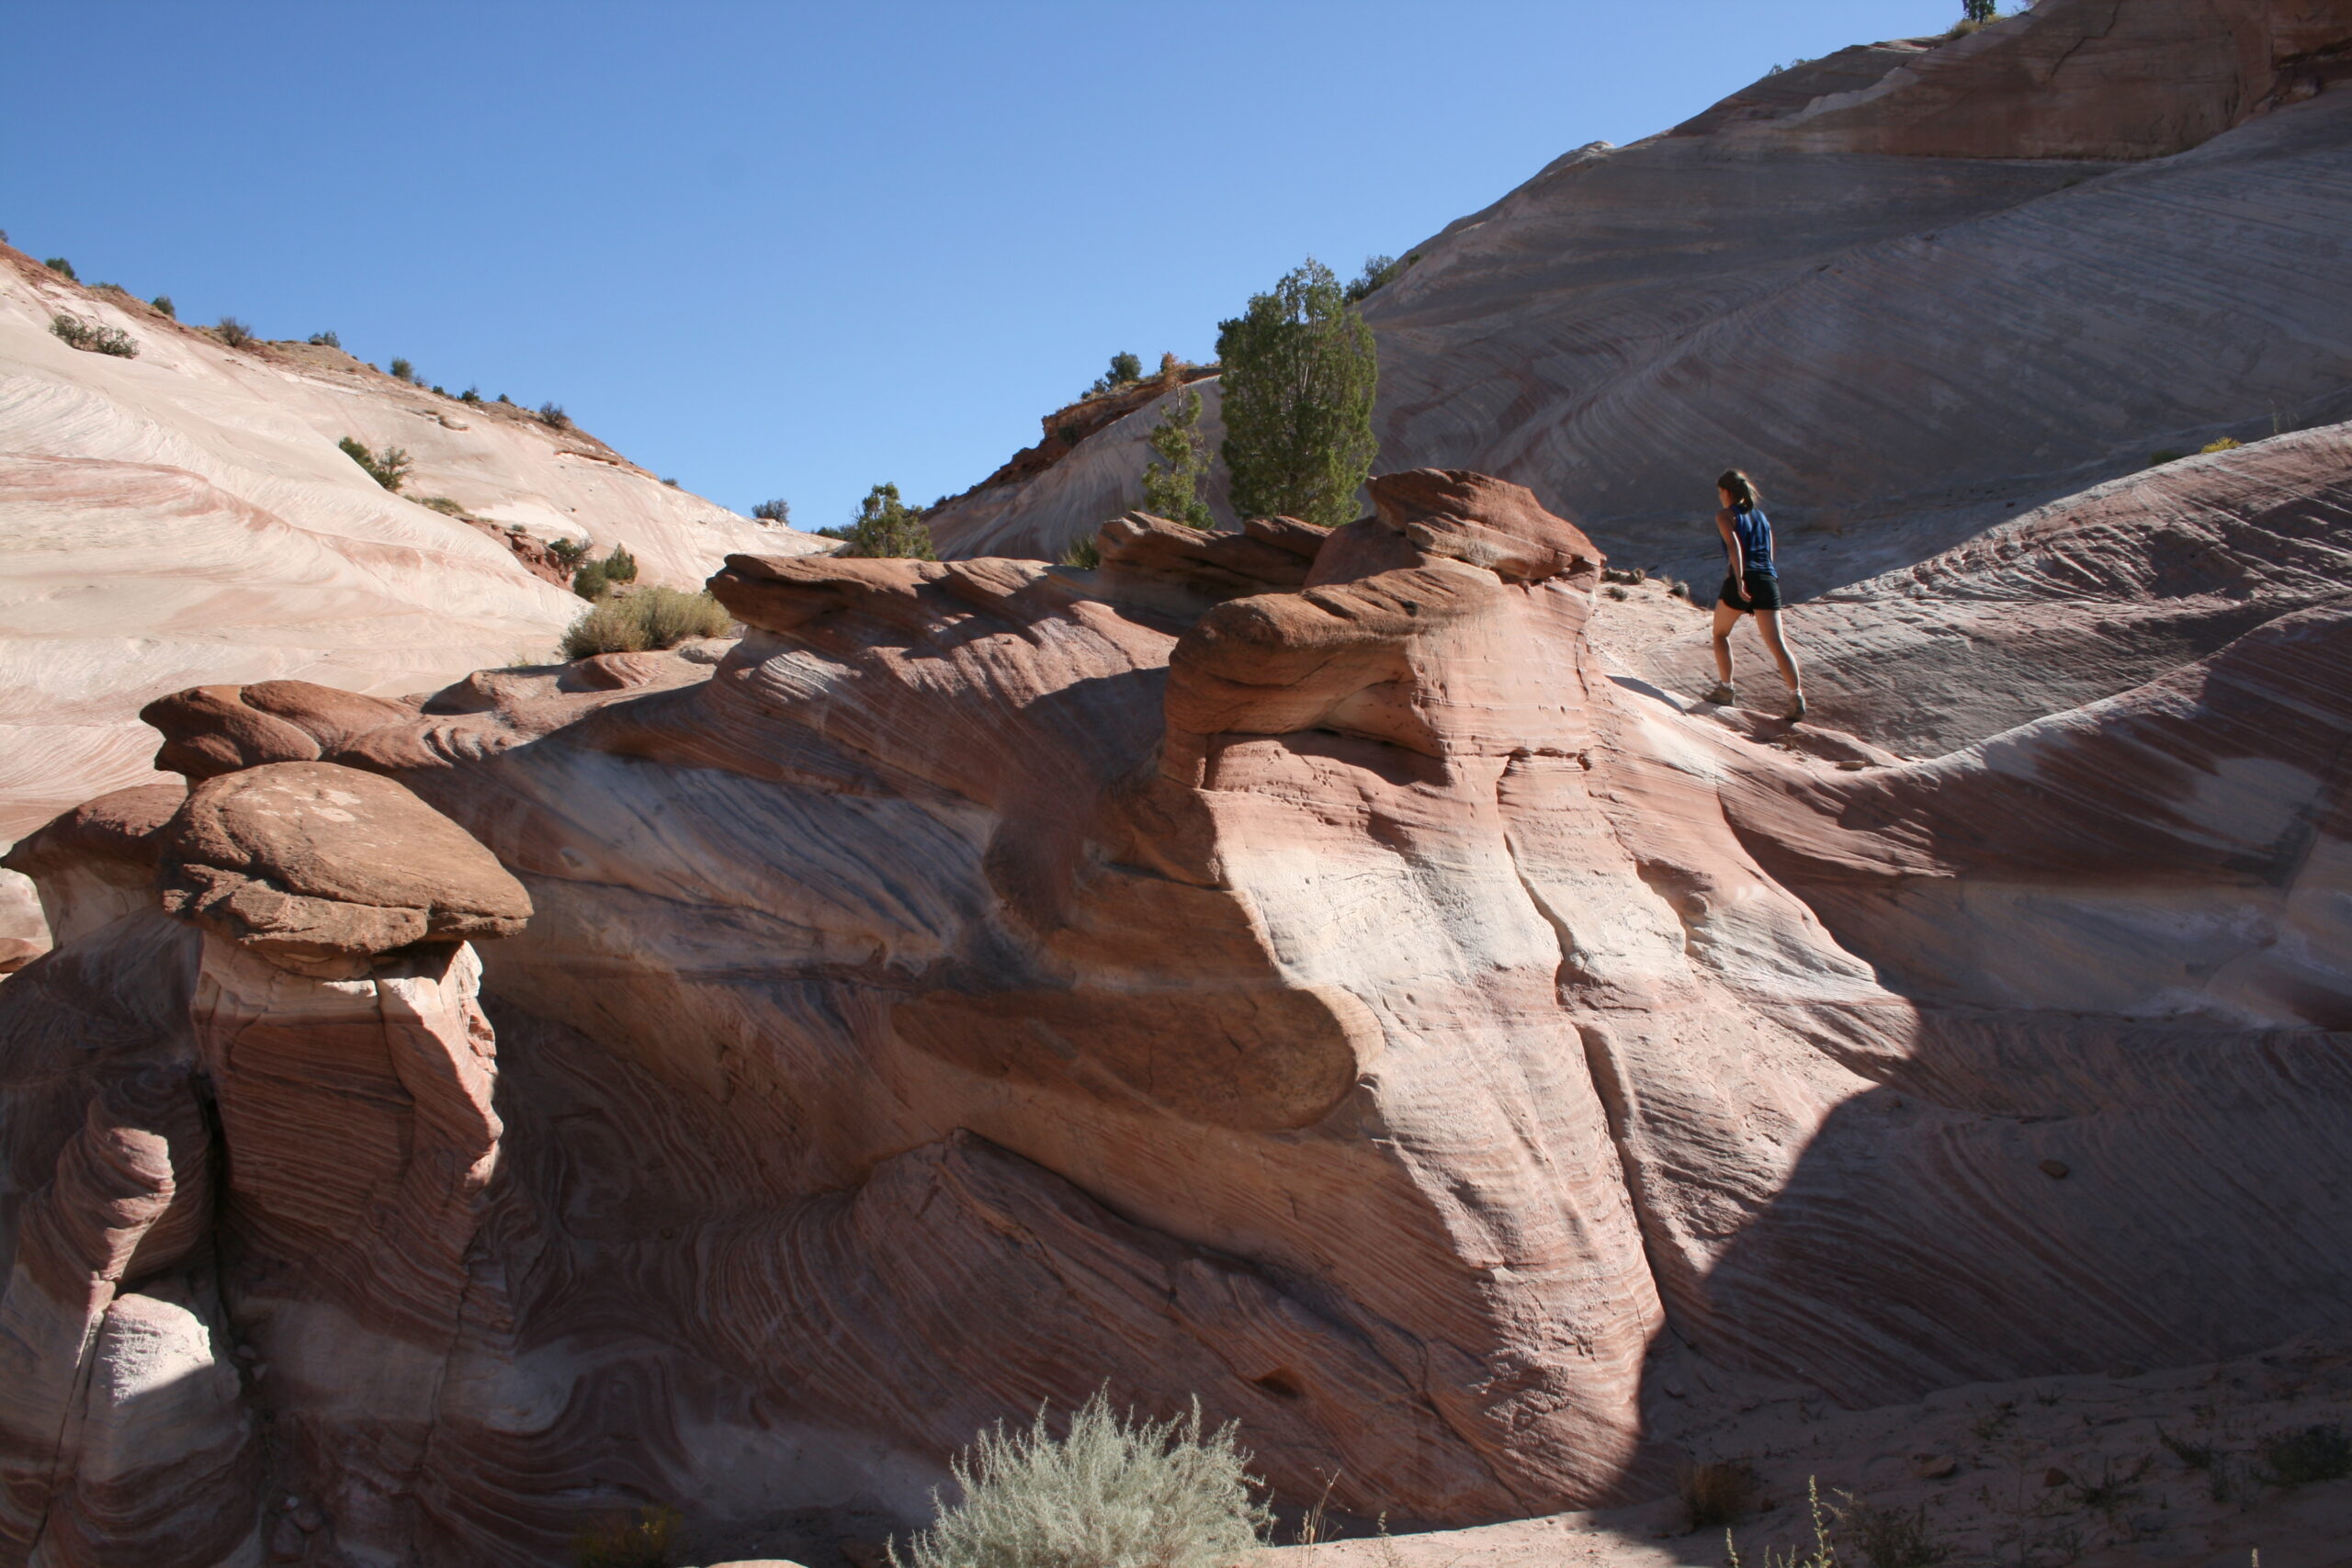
[0,244,823,847]
[924,0,2352,569]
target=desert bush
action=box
[572,560,611,601]
[752,498,791,524]
[43,256,76,281]
[1344,253,1416,303]
[1831,1490,1949,1567]
[836,482,938,559]
[309,330,341,347]
[888,1391,1269,1568]
[461,386,481,403]
[662,476,680,488]
[338,436,412,492]
[1725,1477,1837,1568]
[548,536,591,570]
[1142,386,1214,528]
[603,544,639,584]
[215,315,256,348]
[417,496,469,516]
[1216,257,1378,530]
[390,356,415,382]
[1681,1461,1758,1531]
[50,314,139,358]
[2259,1423,2352,1486]
[537,401,571,430]
[2146,448,2188,467]
[2200,436,2244,454]
[571,1503,679,1568]
[152,295,175,318]
[1057,536,1102,570]
[1086,351,1146,398]
[560,585,732,659]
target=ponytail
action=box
[1717,468,1761,512]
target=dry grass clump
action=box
[50,314,138,357]
[560,585,732,660]
[1681,1460,1759,1531]
[889,1390,1269,1568]
[214,315,256,348]
[571,1503,678,1568]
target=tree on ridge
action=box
[1215,258,1378,530]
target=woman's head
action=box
[1717,468,1761,512]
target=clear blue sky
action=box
[7,2,1955,528]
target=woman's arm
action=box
[1714,509,1749,600]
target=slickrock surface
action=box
[4,461,2347,1566]
[924,0,2352,570]
[0,242,828,904]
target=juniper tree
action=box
[1214,258,1378,529]
[1140,386,1214,529]
[835,482,939,559]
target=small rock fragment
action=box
[2040,1158,2070,1179]
[2042,1466,2069,1487]
[1913,1453,1958,1479]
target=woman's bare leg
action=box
[1753,609,1803,692]
[1711,599,1741,683]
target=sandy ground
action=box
[1252,1326,2352,1568]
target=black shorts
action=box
[1717,571,1782,612]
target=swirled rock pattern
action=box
[5,459,2348,1567]
[923,0,2352,572]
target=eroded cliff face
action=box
[3,465,2348,1566]
[922,0,2352,569]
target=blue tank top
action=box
[1727,504,1775,578]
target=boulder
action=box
[156,761,528,973]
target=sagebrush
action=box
[50,314,138,358]
[571,1503,679,1568]
[215,315,256,348]
[560,586,733,659]
[889,1391,1269,1568]
[338,436,411,492]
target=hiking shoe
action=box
[1785,691,1807,722]
[1702,682,1735,706]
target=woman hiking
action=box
[1703,468,1806,721]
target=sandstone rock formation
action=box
[6,458,2348,1565]
[0,243,829,963]
[922,0,2352,571]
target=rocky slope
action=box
[3,460,2348,1566]
[923,0,2352,570]
[0,246,826,964]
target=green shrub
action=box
[571,1504,679,1568]
[310,330,341,347]
[417,496,469,516]
[1344,253,1416,303]
[548,536,590,570]
[215,316,255,348]
[390,356,415,381]
[537,401,571,430]
[888,1391,1269,1568]
[572,560,611,601]
[50,314,139,358]
[752,498,791,524]
[1057,536,1102,569]
[603,545,639,584]
[1086,351,1146,398]
[152,295,175,319]
[2147,448,2188,467]
[2259,1424,2352,1486]
[1141,385,1214,528]
[662,476,680,488]
[338,435,412,492]
[43,256,76,281]
[560,585,733,658]
[1216,257,1379,529]
[460,386,481,403]
[836,482,938,559]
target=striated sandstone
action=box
[3,444,2350,1568]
